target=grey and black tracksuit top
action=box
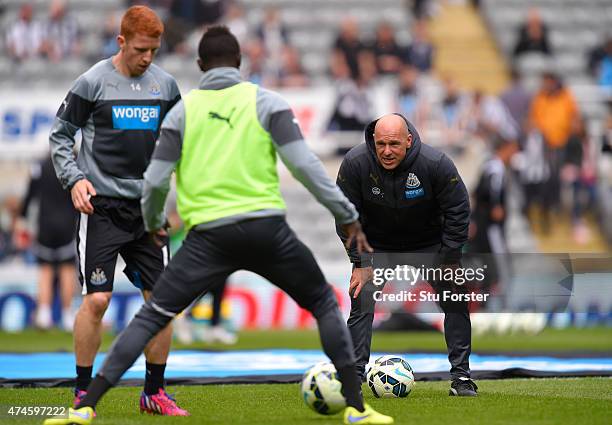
[49,58,181,199]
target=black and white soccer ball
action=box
[367,355,415,398]
[301,362,346,415]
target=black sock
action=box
[337,365,365,412]
[76,375,112,409]
[76,365,93,392]
[144,362,166,395]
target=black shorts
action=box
[35,213,77,265]
[76,196,169,295]
[33,240,76,265]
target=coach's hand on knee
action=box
[71,179,97,215]
[349,266,373,299]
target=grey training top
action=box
[49,58,181,199]
[142,67,358,231]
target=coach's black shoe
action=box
[449,378,478,396]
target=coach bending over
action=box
[336,113,477,396]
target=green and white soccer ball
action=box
[301,362,346,415]
[367,355,415,398]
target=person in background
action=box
[371,21,403,75]
[243,38,267,85]
[163,0,225,54]
[435,77,471,149]
[224,1,248,45]
[0,195,23,261]
[468,135,517,315]
[396,64,428,130]
[278,45,309,87]
[332,17,367,80]
[594,38,612,91]
[562,118,598,244]
[5,2,42,62]
[514,125,549,220]
[174,287,238,345]
[512,7,552,58]
[256,6,289,81]
[329,39,377,138]
[100,12,119,60]
[404,19,434,73]
[528,71,578,231]
[328,35,374,154]
[328,68,375,142]
[198,282,237,344]
[39,0,80,62]
[500,68,532,143]
[466,90,518,145]
[587,35,612,78]
[471,136,518,255]
[167,208,237,346]
[15,154,77,331]
[530,72,577,154]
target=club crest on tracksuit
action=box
[405,173,425,199]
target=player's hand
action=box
[349,266,373,298]
[70,179,97,215]
[341,220,373,255]
[149,228,169,248]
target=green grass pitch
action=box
[1,378,611,424]
[2,327,612,353]
[0,328,610,424]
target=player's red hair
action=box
[120,6,164,41]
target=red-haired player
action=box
[47,6,187,416]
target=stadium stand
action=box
[1,0,610,265]
[482,0,612,248]
[0,0,412,87]
[482,0,611,120]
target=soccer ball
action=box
[367,355,415,398]
[301,362,346,415]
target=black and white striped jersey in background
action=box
[474,157,507,225]
[50,58,181,199]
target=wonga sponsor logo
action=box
[112,105,160,130]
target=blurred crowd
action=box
[5,0,80,63]
[3,1,611,237]
[326,5,612,248]
[4,0,310,88]
[5,1,612,93]
[3,1,612,249]
[501,6,611,243]
[511,6,612,92]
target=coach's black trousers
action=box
[348,245,472,380]
[99,216,357,385]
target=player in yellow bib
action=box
[45,26,393,425]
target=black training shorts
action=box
[75,196,169,295]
